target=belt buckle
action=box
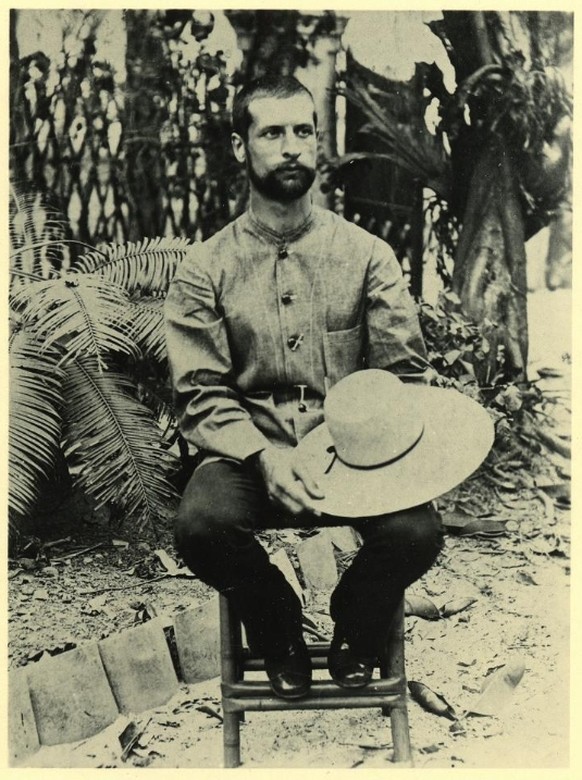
[294,384,308,413]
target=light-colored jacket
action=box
[164,206,430,462]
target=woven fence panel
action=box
[10,16,240,253]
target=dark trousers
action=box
[175,459,443,658]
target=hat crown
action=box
[324,370,424,467]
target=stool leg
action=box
[382,598,413,764]
[380,649,390,718]
[391,706,413,764]
[220,595,242,767]
[380,597,403,715]
[223,712,242,768]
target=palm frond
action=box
[127,297,167,363]
[341,78,451,199]
[74,236,192,296]
[62,359,179,529]
[22,274,140,369]
[122,296,173,418]
[9,331,64,518]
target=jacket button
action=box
[281,292,294,305]
[287,334,303,351]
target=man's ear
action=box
[231,132,246,164]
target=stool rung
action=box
[242,646,391,672]
[223,692,405,713]
[223,676,402,700]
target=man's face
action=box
[232,94,317,202]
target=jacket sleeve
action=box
[164,250,271,461]
[365,238,432,385]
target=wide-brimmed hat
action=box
[297,369,494,518]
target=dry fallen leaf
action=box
[467,660,526,716]
[458,518,508,537]
[404,595,440,621]
[440,596,477,618]
[419,743,442,754]
[196,704,223,722]
[119,719,151,762]
[536,366,563,378]
[441,510,476,532]
[153,548,196,577]
[516,570,538,586]
[88,593,109,611]
[408,681,457,720]
[529,535,560,555]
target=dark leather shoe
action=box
[328,633,376,689]
[265,639,312,700]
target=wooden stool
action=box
[219,593,413,767]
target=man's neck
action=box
[249,189,312,235]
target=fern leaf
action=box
[22,274,140,369]
[74,236,192,295]
[9,331,64,518]
[62,359,179,529]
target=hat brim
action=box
[297,385,494,518]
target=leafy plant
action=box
[9,188,191,534]
[449,56,571,156]
[446,57,572,224]
[337,72,451,199]
[419,293,559,476]
[326,20,571,240]
[420,290,495,388]
[423,195,459,288]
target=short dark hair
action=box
[232,74,316,140]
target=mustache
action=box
[275,162,312,173]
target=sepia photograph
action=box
[7,5,574,771]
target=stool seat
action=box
[219,593,413,767]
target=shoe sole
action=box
[269,685,311,700]
[330,675,372,689]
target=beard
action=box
[247,157,316,202]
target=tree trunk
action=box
[124,10,165,240]
[226,10,303,81]
[545,203,572,290]
[452,139,528,381]
[9,10,27,183]
[444,11,531,381]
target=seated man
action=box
[164,74,443,700]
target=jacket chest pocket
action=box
[322,323,365,389]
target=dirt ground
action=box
[8,288,573,770]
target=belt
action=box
[271,384,323,412]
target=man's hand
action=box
[256,446,324,517]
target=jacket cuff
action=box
[197,420,272,463]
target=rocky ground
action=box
[8,288,574,771]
